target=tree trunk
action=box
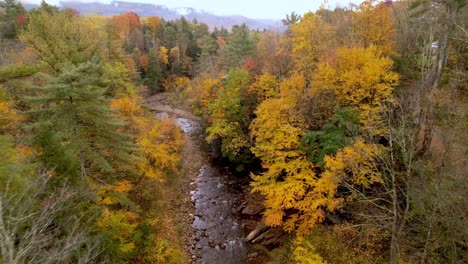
[390,171,400,264]
[419,3,452,155]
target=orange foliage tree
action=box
[108,12,142,49]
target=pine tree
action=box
[0,0,27,39]
[223,24,256,69]
[19,9,101,72]
[197,35,218,77]
[26,62,136,184]
[0,63,39,83]
[302,107,359,167]
[145,49,162,94]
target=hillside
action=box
[24,0,283,30]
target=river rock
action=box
[248,252,259,258]
[245,222,269,242]
[252,227,284,247]
[208,240,215,247]
[188,162,247,262]
[241,203,264,216]
[154,112,169,120]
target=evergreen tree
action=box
[302,107,359,167]
[0,0,27,39]
[29,0,59,15]
[282,11,302,27]
[223,24,256,69]
[145,49,162,94]
[197,35,218,76]
[20,9,101,72]
[26,62,136,184]
[0,63,39,83]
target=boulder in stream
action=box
[241,203,264,216]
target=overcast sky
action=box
[22,0,364,19]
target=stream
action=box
[189,163,247,263]
[174,117,249,263]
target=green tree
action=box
[0,63,39,83]
[282,11,302,27]
[197,35,218,77]
[0,0,26,39]
[223,24,256,69]
[19,9,101,72]
[302,107,359,167]
[145,49,162,94]
[30,0,59,15]
[206,68,252,165]
[26,62,135,183]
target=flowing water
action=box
[176,117,199,133]
[175,117,248,264]
[189,164,247,263]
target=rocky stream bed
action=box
[148,93,285,263]
[176,117,286,264]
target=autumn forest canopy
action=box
[0,0,467,263]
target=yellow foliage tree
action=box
[315,46,399,135]
[248,73,279,101]
[159,46,169,65]
[109,93,185,261]
[323,138,382,189]
[250,75,342,235]
[0,88,23,135]
[111,93,184,181]
[188,76,224,117]
[291,236,327,264]
[110,95,149,136]
[143,16,161,34]
[98,208,138,259]
[137,118,184,180]
[96,179,134,206]
[353,0,396,55]
[291,12,334,78]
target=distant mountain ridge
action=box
[23,1,283,30]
